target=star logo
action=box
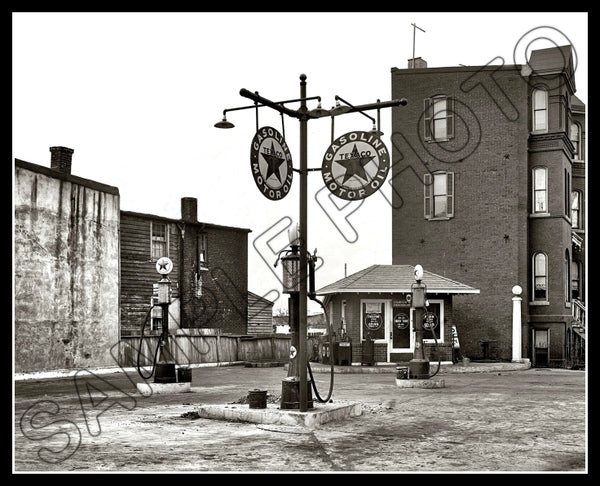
[334,143,376,185]
[321,131,390,201]
[250,126,293,201]
[155,257,173,275]
[261,141,285,185]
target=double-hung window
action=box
[571,190,582,229]
[533,252,548,302]
[532,167,548,214]
[570,122,581,160]
[424,171,454,219]
[424,95,454,142]
[532,88,548,132]
[151,221,168,260]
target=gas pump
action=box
[154,270,176,383]
[137,256,177,383]
[409,265,430,379]
[274,225,334,408]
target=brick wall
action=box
[390,65,531,361]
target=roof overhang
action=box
[317,288,480,296]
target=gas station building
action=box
[317,264,479,365]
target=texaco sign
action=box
[250,126,293,200]
[321,131,390,200]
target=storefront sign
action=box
[423,312,438,330]
[250,126,293,200]
[394,312,409,330]
[321,131,390,200]
[365,313,383,330]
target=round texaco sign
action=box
[321,131,390,200]
[250,126,293,200]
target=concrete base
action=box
[395,378,445,388]
[136,381,191,396]
[196,400,361,429]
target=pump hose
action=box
[136,307,162,380]
[306,295,335,403]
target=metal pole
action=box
[298,74,308,412]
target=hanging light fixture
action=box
[330,98,352,116]
[307,100,331,118]
[214,113,235,129]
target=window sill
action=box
[529,212,551,218]
[529,301,549,306]
[426,216,453,221]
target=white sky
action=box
[12,11,588,314]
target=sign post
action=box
[216,76,407,411]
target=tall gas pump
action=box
[409,264,430,379]
[154,256,177,384]
[277,226,314,409]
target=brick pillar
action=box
[49,146,74,174]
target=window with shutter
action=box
[423,173,432,218]
[424,171,454,220]
[424,95,454,142]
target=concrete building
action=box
[389,45,586,367]
[14,148,120,373]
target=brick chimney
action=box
[49,146,74,174]
[181,197,198,223]
[408,57,427,69]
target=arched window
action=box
[532,167,548,213]
[533,252,548,301]
[533,88,548,132]
[570,122,581,160]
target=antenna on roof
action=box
[411,23,426,68]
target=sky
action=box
[12,11,588,314]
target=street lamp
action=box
[216,74,406,411]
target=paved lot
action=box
[13,363,587,474]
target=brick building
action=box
[120,197,252,337]
[389,45,585,367]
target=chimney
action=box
[49,146,74,174]
[181,197,198,223]
[408,57,427,69]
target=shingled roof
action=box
[316,264,479,295]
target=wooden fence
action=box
[118,329,292,368]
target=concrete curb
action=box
[196,400,362,428]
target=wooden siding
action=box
[247,292,274,335]
[120,213,180,335]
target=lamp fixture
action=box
[330,98,352,116]
[307,101,331,118]
[214,115,235,129]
